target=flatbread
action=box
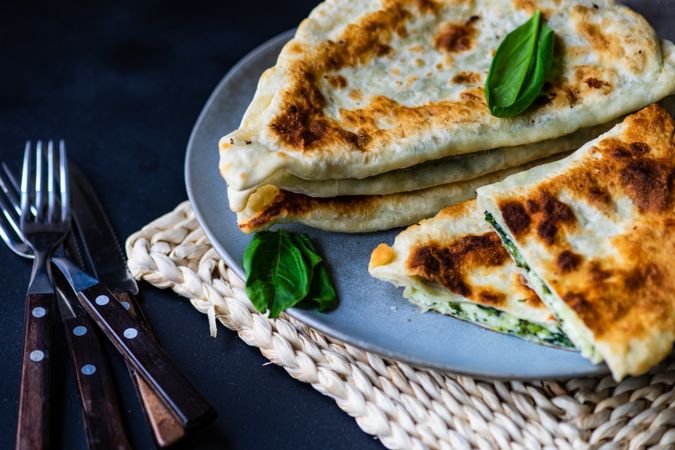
[228,121,614,211]
[369,199,570,347]
[237,154,567,233]
[220,0,675,190]
[477,104,675,380]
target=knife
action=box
[68,165,192,446]
[1,161,131,450]
[53,249,131,450]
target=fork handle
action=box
[61,314,131,450]
[114,292,186,447]
[16,293,53,450]
[75,283,215,429]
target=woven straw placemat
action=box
[125,201,675,450]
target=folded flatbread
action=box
[220,0,675,191]
[477,104,675,380]
[238,154,567,233]
[369,199,570,347]
[228,122,614,211]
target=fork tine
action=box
[0,213,20,254]
[47,141,56,223]
[1,162,21,215]
[0,180,22,238]
[0,161,32,254]
[0,191,28,257]
[35,141,45,221]
[20,142,31,221]
[3,162,38,217]
[59,140,70,223]
[0,213,14,249]
[0,182,22,239]
[0,162,26,236]
[2,162,20,192]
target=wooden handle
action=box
[114,292,186,447]
[62,315,131,450]
[16,293,53,450]
[75,283,215,429]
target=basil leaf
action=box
[243,230,311,318]
[486,11,541,111]
[293,234,337,310]
[485,11,554,118]
[305,264,337,311]
[490,22,554,118]
[243,230,337,318]
[292,233,322,270]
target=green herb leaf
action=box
[305,264,337,310]
[292,233,323,270]
[490,23,554,117]
[243,230,311,318]
[293,234,337,310]
[485,11,555,118]
[243,230,337,318]
[486,11,541,109]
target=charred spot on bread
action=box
[499,201,531,237]
[406,232,509,300]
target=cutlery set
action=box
[0,141,215,450]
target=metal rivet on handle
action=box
[121,301,131,310]
[32,307,47,318]
[81,364,96,376]
[123,328,138,339]
[95,295,109,306]
[73,326,87,336]
[30,350,45,362]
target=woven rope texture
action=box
[125,201,675,450]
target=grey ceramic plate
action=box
[185,30,609,380]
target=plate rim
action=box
[184,30,608,380]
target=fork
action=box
[0,142,131,450]
[5,160,187,447]
[17,144,216,429]
[12,141,70,449]
[11,141,214,432]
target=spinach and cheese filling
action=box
[485,212,529,271]
[484,212,601,361]
[402,284,572,348]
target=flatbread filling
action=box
[485,212,600,360]
[397,281,572,348]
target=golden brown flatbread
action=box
[369,199,570,347]
[237,154,567,233]
[220,0,675,192]
[478,104,675,380]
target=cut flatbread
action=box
[228,121,614,211]
[220,0,675,191]
[477,104,675,380]
[237,154,567,233]
[369,199,571,347]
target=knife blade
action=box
[69,164,138,295]
[68,164,190,446]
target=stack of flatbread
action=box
[371,104,675,380]
[220,0,675,233]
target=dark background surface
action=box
[0,1,670,449]
[0,1,383,449]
